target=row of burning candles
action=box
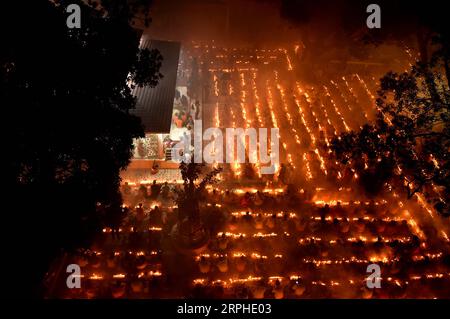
[79,244,440,282]
[207,43,442,211]
[209,46,446,244]
[208,50,376,181]
[83,270,162,281]
[195,252,443,264]
[84,267,448,287]
[101,206,406,233]
[229,211,402,220]
[101,225,412,241]
[207,44,440,258]
[191,272,450,288]
[216,231,414,243]
[114,199,425,249]
[74,250,163,281]
[80,249,443,261]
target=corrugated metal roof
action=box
[131,38,181,133]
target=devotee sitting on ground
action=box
[251,282,266,299]
[243,211,253,224]
[292,278,306,297]
[211,189,221,204]
[235,255,247,272]
[240,192,253,208]
[198,256,211,274]
[255,213,264,230]
[160,182,171,201]
[218,233,228,250]
[228,216,238,231]
[122,182,131,196]
[273,280,284,299]
[217,256,228,273]
[254,191,264,206]
[106,253,116,269]
[266,213,276,229]
[139,184,148,199]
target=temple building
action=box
[121,36,197,184]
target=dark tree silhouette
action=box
[281,0,449,216]
[331,35,449,217]
[170,158,222,252]
[1,0,161,296]
[175,159,222,221]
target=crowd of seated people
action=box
[54,180,450,299]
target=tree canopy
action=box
[1,0,161,296]
[331,31,449,217]
[175,159,222,221]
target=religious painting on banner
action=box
[133,135,160,159]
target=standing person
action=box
[278,164,287,185]
[150,180,161,200]
[122,182,131,196]
[110,205,127,241]
[135,203,145,230]
[190,102,196,119]
[195,100,200,119]
[319,204,330,223]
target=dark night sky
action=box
[144,0,297,45]
[141,0,448,49]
